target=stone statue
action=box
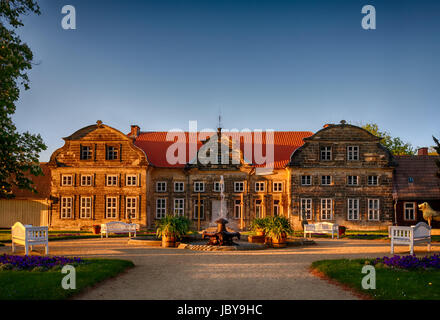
[418,202,440,226]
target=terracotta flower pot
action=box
[271,236,287,248]
[338,226,346,236]
[92,225,101,235]
[256,229,265,236]
[162,235,176,247]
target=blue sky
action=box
[12,0,440,161]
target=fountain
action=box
[202,218,240,246]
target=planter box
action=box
[248,235,265,244]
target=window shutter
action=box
[93,195,96,220]
[120,144,122,162]
[124,196,127,219]
[105,144,108,160]
[73,195,76,220]
[119,195,122,220]
[59,197,62,219]
[94,144,97,161]
[138,173,141,187]
[60,174,62,186]
[104,196,107,219]
[74,174,77,187]
[80,144,83,160]
[138,195,141,220]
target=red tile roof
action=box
[393,155,440,200]
[134,131,313,169]
[12,163,51,199]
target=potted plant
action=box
[338,226,346,237]
[92,225,101,235]
[263,216,293,248]
[156,215,191,247]
[250,218,267,236]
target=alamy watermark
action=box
[61,265,76,290]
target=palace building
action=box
[41,120,440,231]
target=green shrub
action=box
[263,216,293,240]
[156,215,191,239]
[0,263,13,271]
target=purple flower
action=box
[373,253,440,270]
[0,254,84,271]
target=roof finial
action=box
[96,120,103,127]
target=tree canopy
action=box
[433,136,440,178]
[362,123,415,156]
[1,0,46,198]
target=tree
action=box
[433,136,440,178]
[1,0,46,198]
[362,123,415,155]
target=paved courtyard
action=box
[1,238,438,300]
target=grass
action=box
[292,230,440,242]
[0,230,155,243]
[0,258,134,300]
[311,258,440,300]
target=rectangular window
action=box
[273,182,283,192]
[174,182,184,192]
[255,200,263,218]
[156,198,166,219]
[347,176,359,186]
[80,197,92,219]
[214,182,224,192]
[126,175,138,186]
[80,146,92,160]
[234,199,241,219]
[301,176,312,186]
[80,175,92,186]
[368,175,379,186]
[300,198,312,220]
[174,198,185,216]
[106,175,118,186]
[347,198,360,220]
[194,181,205,192]
[156,181,167,192]
[61,197,73,219]
[126,197,137,219]
[273,200,280,216]
[321,198,333,220]
[255,182,265,192]
[404,202,416,221]
[106,196,118,219]
[320,146,332,161]
[193,199,205,219]
[368,199,380,221]
[61,174,73,186]
[321,176,332,185]
[106,146,119,160]
[347,146,359,161]
[234,181,244,193]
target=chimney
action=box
[130,125,140,138]
[417,147,428,156]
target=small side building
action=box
[393,149,440,227]
[0,163,51,228]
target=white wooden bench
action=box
[101,221,137,238]
[11,222,49,256]
[389,222,431,255]
[304,222,339,239]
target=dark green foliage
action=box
[362,123,415,155]
[1,0,47,198]
[433,136,440,178]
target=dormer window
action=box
[347,146,359,161]
[80,145,92,160]
[320,146,332,161]
[106,146,119,160]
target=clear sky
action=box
[12,0,440,161]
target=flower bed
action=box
[0,254,83,271]
[373,254,440,270]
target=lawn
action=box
[0,229,154,243]
[311,258,440,300]
[0,258,134,300]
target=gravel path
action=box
[2,238,438,300]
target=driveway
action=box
[1,238,438,300]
